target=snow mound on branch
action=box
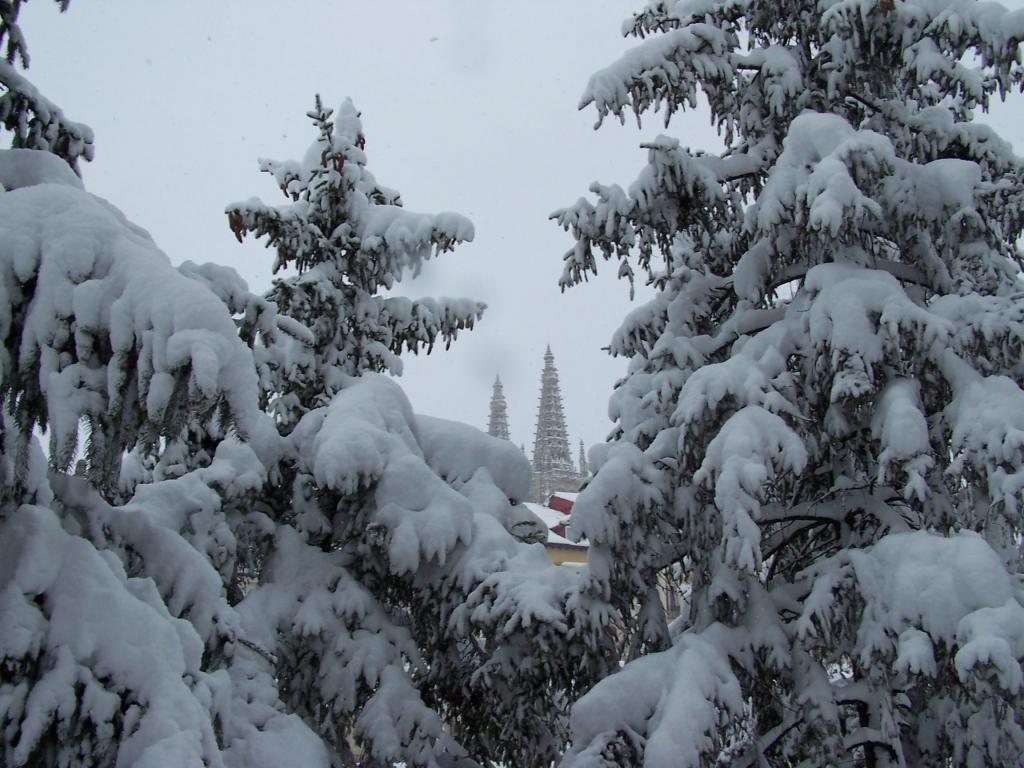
[802,262,950,402]
[694,405,807,572]
[0,148,82,191]
[563,624,742,768]
[416,413,532,502]
[296,373,420,495]
[944,368,1024,516]
[871,378,933,501]
[293,374,545,574]
[570,441,666,543]
[914,158,981,218]
[374,451,475,575]
[293,377,477,574]
[579,23,733,124]
[755,113,892,236]
[799,530,1024,691]
[850,531,1024,674]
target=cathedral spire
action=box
[530,347,579,502]
[487,374,510,440]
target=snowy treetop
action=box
[227,97,474,286]
[226,97,484,426]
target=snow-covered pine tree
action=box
[0,150,326,766]
[555,1,1024,765]
[0,12,330,767]
[227,99,612,767]
[227,95,484,429]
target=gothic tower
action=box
[530,346,580,502]
[487,375,510,440]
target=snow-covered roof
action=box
[550,491,579,502]
[546,528,586,549]
[522,502,588,548]
[522,502,568,530]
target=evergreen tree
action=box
[0,149,327,767]
[227,96,483,430]
[227,99,612,767]
[555,1,1024,765]
[0,11,332,768]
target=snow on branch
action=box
[563,625,744,768]
[1,503,226,768]
[0,150,260,492]
[243,373,610,766]
[0,2,93,171]
[0,60,93,171]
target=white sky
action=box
[19,0,1024,456]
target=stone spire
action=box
[487,375,510,440]
[530,346,579,502]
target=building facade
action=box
[529,346,583,503]
[486,375,510,441]
[522,491,588,566]
[485,346,588,503]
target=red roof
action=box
[547,494,575,514]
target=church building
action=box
[486,346,588,503]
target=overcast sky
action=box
[20,0,1024,456]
